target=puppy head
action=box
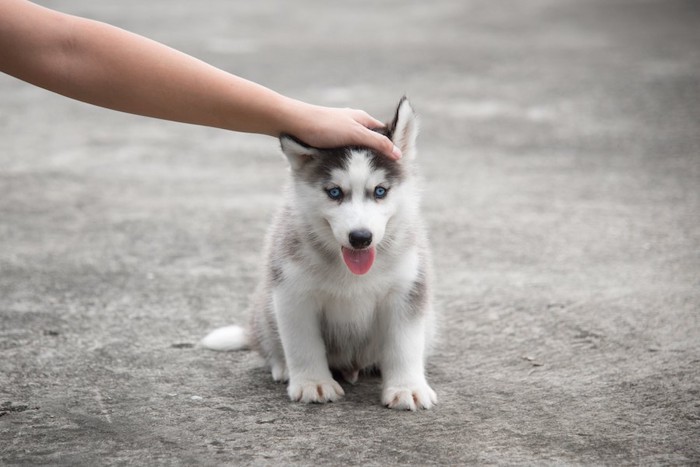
[279,98,419,275]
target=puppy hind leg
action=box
[270,357,289,383]
[341,368,360,385]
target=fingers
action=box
[287,104,401,159]
[349,109,402,160]
[351,109,384,129]
[359,125,401,160]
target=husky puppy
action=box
[202,98,437,410]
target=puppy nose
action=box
[348,229,373,249]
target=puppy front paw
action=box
[288,378,345,404]
[382,383,437,411]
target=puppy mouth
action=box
[341,246,376,275]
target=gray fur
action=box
[279,134,407,189]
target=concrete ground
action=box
[1,0,699,464]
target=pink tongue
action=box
[341,247,376,275]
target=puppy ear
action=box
[279,134,320,170]
[388,97,419,161]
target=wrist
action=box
[272,96,314,139]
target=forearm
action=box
[0,1,293,136]
[0,0,399,158]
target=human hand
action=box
[281,100,402,160]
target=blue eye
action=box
[327,187,343,200]
[374,186,388,199]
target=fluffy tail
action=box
[200,325,250,351]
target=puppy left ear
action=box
[279,134,321,170]
[388,97,419,161]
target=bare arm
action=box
[0,0,400,158]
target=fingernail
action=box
[392,145,402,159]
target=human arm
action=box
[0,0,400,158]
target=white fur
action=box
[323,151,395,249]
[200,325,248,351]
[202,98,437,410]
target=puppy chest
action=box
[319,296,379,352]
[320,294,378,327]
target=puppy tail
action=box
[200,325,250,351]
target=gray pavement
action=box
[1,0,699,464]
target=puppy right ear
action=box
[280,134,320,170]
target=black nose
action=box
[348,229,373,249]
